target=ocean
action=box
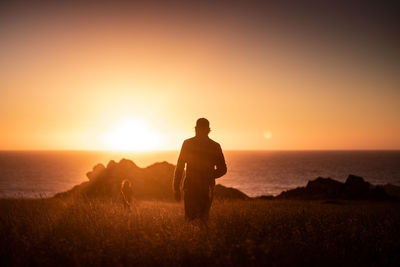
[0,150,399,198]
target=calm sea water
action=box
[0,150,399,198]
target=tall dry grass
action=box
[1,198,399,266]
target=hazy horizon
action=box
[1,148,400,153]
[0,149,400,153]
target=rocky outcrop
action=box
[55,159,249,201]
[214,184,249,200]
[55,162,399,202]
[383,184,400,198]
[306,177,344,199]
[277,175,394,200]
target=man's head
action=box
[195,118,210,137]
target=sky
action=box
[0,1,399,150]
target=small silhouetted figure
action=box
[121,179,134,209]
[173,118,227,222]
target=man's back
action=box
[174,136,226,191]
[184,136,225,180]
[173,118,226,221]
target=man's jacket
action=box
[173,136,227,192]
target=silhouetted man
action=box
[173,118,227,221]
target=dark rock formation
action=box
[255,195,275,200]
[214,184,249,200]
[56,162,399,202]
[277,175,394,200]
[86,164,106,181]
[55,159,249,201]
[383,184,400,198]
[306,177,344,199]
[343,174,370,199]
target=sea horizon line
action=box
[0,149,399,153]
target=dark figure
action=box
[121,179,134,209]
[173,118,227,221]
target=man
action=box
[173,118,227,221]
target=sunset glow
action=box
[1,3,400,266]
[0,2,399,151]
[103,119,162,151]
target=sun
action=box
[103,119,162,151]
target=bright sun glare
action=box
[103,119,162,151]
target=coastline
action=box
[2,158,400,265]
[1,150,400,198]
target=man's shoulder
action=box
[182,137,196,148]
[183,137,196,144]
[183,137,221,147]
[207,138,221,148]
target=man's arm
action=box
[173,141,187,194]
[213,144,227,179]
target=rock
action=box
[55,159,249,201]
[382,184,400,198]
[106,160,118,169]
[277,177,343,200]
[255,195,274,200]
[86,164,106,181]
[277,187,308,199]
[277,175,393,201]
[343,175,370,199]
[368,185,390,200]
[214,184,249,200]
[306,177,344,199]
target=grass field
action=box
[1,198,399,266]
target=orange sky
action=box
[0,2,399,150]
